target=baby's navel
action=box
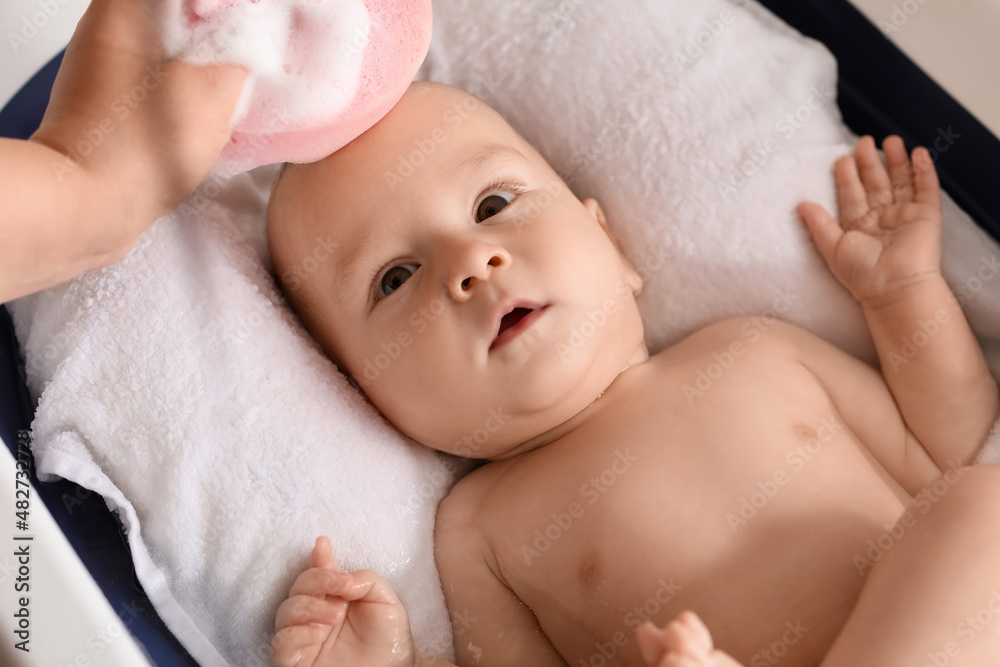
[792,422,818,442]
[578,550,603,589]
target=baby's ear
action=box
[582,198,643,296]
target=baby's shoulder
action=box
[437,458,513,531]
[661,315,802,366]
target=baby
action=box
[265,82,1000,666]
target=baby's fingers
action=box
[834,154,870,229]
[271,624,330,667]
[797,201,843,267]
[289,567,350,599]
[855,136,893,213]
[637,623,669,665]
[275,594,345,631]
[912,147,941,211]
[883,136,914,204]
[289,566,400,606]
[310,536,339,570]
[333,569,402,606]
[669,611,714,653]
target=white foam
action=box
[156,0,370,133]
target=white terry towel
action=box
[10,167,464,666]
[9,0,1000,664]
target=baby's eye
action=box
[378,263,418,300]
[476,192,515,222]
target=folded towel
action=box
[155,0,432,175]
[11,167,463,666]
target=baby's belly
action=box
[485,354,912,667]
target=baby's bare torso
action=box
[449,319,914,666]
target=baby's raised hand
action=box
[797,135,943,309]
[272,536,416,667]
[637,611,743,667]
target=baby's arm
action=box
[272,525,561,667]
[0,0,246,303]
[434,488,568,667]
[799,135,1000,469]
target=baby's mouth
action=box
[498,308,533,336]
[490,303,548,352]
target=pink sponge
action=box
[156,0,433,175]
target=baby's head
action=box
[267,82,647,459]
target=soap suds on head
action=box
[155,0,432,174]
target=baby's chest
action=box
[485,355,910,663]
[492,362,899,572]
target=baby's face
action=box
[268,82,647,458]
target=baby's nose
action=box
[446,241,510,300]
